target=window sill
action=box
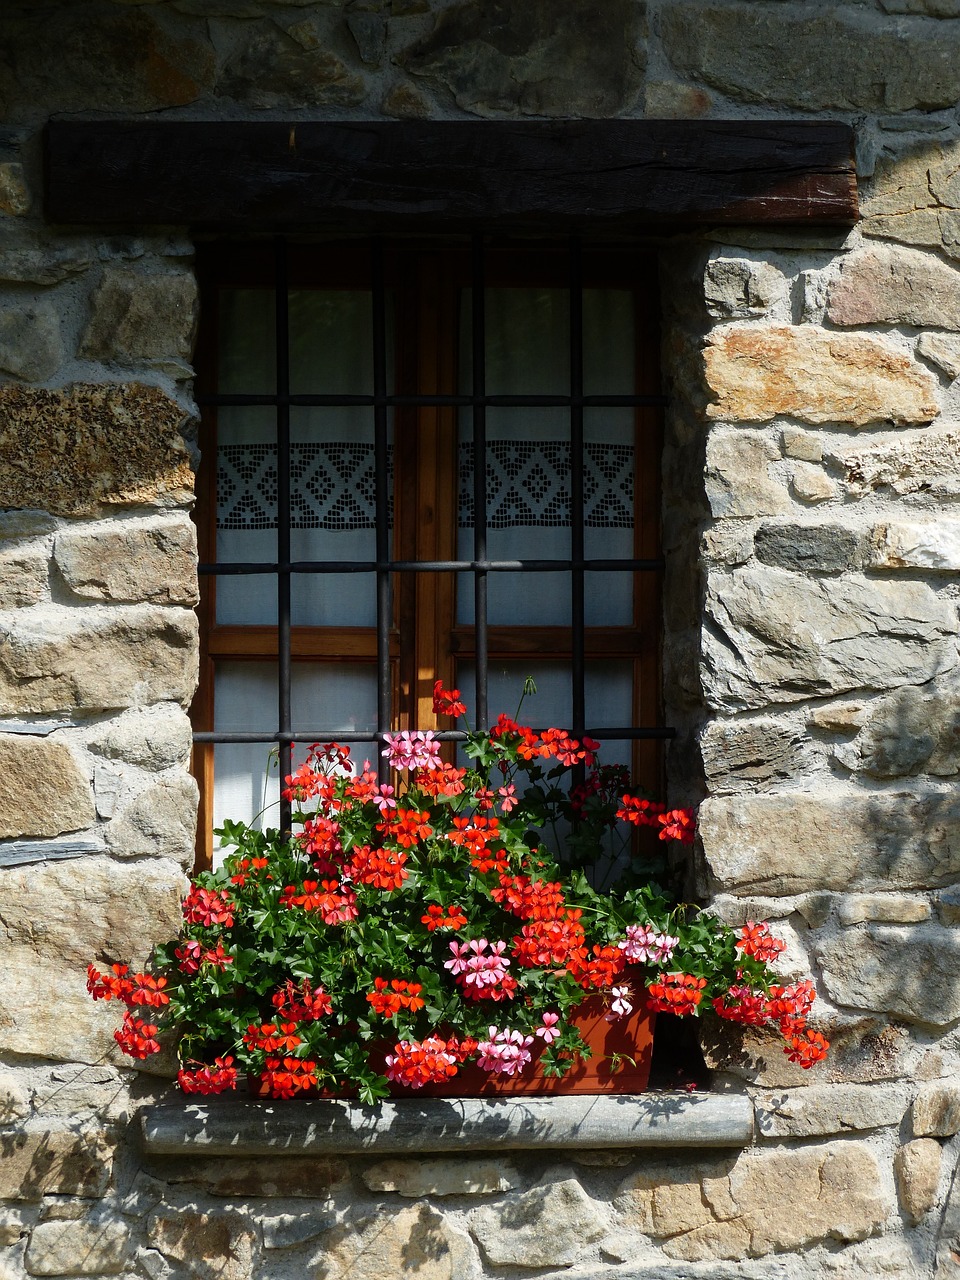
[140,1093,754,1156]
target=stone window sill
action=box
[141,1093,754,1156]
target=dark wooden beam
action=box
[45,120,857,230]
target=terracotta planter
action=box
[247,998,655,1100]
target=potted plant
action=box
[88,683,829,1103]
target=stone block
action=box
[704,430,789,518]
[0,1206,31,1246]
[0,163,29,216]
[698,718,807,793]
[788,463,838,504]
[312,1204,480,1280]
[0,301,62,381]
[0,245,93,286]
[79,268,198,366]
[896,1138,942,1223]
[939,887,960,924]
[346,11,385,65]
[817,924,960,1026]
[262,1212,334,1249]
[828,244,960,329]
[919,332,960,379]
[402,0,644,118]
[0,384,194,517]
[703,566,954,712]
[0,856,185,1062]
[0,734,94,839]
[837,677,960,779]
[914,1082,960,1136]
[0,604,198,713]
[871,519,960,571]
[26,1217,129,1275]
[862,140,960,260]
[642,80,712,119]
[703,255,789,319]
[836,428,960,501]
[469,1171,607,1267]
[381,80,431,119]
[753,1082,906,1137]
[0,9,213,118]
[87,705,193,772]
[838,894,931,926]
[0,1130,111,1201]
[31,1066,128,1123]
[808,702,865,734]
[55,516,198,605]
[660,3,960,111]
[219,21,365,108]
[699,790,960,896]
[0,1070,29,1123]
[161,1155,349,1197]
[781,427,822,462]
[362,1157,518,1196]
[0,546,48,609]
[105,775,198,866]
[704,325,938,427]
[148,1212,254,1280]
[753,522,863,574]
[882,0,960,11]
[617,1143,888,1260]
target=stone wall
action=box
[3,1,960,1277]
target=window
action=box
[191,236,665,868]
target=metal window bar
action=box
[198,236,673,784]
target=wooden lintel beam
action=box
[44,119,857,230]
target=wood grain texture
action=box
[45,120,857,228]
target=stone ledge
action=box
[141,1094,754,1157]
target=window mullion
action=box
[274,236,293,832]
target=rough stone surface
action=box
[828,244,960,330]
[0,1070,29,1123]
[617,1143,888,1260]
[838,894,932,926]
[0,1130,111,1201]
[699,718,808,793]
[788,462,838,505]
[106,775,199,865]
[0,605,198,713]
[381,79,431,118]
[781,427,822,463]
[836,680,960,780]
[0,244,93,286]
[363,1157,519,1196]
[919,332,960,379]
[469,1172,607,1267]
[161,1156,349,1197]
[704,325,938,427]
[0,546,48,609]
[871,519,960,572]
[817,924,960,1026]
[314,1204,480,1280]
[0,734,94,839]
[402,0,644,118]
[754,1083,906,1138]
[55,517,198,605]
[836,428,960,501]
[0,856,185,1062]
[0,162,29,216]
[704,431,789,518]
[25,1216,129,1275]
[703,256,789,319]
[148,1211,254,1280]
[0,301,62,381]
[895,1138,942,1224]
[219,21,366,108]
[79,268,198,366]
[0,8,214,118]
[87,705,193,772]
[703,566,955,711]
[914,1082,960,1136]
[0,384,195,517]
[862,141,960,262]
[753,523,863,575]
[660,3,960,112]
[642,80,712,119]
[0,1206,30,1246]
[699,790,960,895]
[262,1211,335,1249]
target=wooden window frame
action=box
[191,236,665,869]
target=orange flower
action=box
[646,973,708,1016]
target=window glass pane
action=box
[216,405,278,624]
[288,290,378,396]
[583,289,635,396]
[213,661,378,857]
[218,289,276,393]
[461,287,568,396]
[457,659,633,774]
